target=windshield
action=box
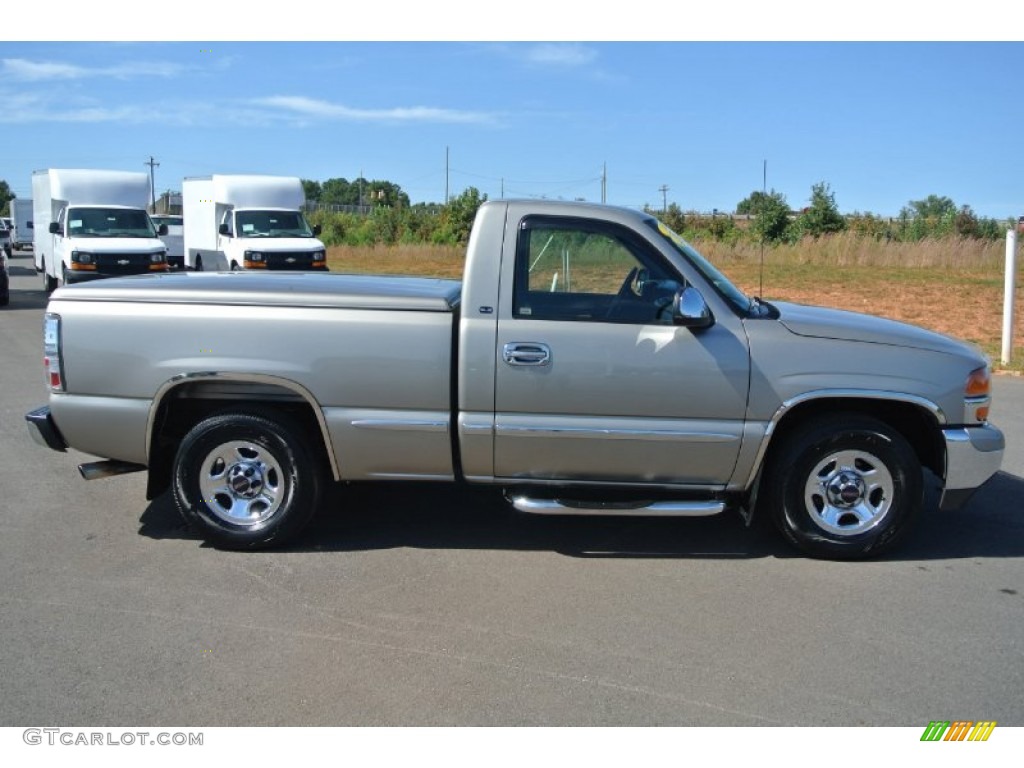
[68,207,157,238]
[644,217,752,314]
[152,215,183,226]
[235,210,313,238]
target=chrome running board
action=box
[509,495,725,517]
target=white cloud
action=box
[1,57,185,81]
[249,95,496,125]
[522,43,598,67]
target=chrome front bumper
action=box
[939,424,1005,511]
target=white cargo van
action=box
[182,175,326,271]
[33,169,169,293]
[150,214,184,269]
[10,198,34,251]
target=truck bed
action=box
[50,271,463,312]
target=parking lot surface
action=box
[1,253,1022,726]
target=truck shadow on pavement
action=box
[2,264,50,311]
[137,470,1024,561]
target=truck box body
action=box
[32,169,168,291]
[10,198,33,250]
[182,174,326,271]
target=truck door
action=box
[493,215,750,487]
[53,207,68,281]
[217,211,233,270]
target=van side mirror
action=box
[313,224,322,236]
[28,221,34,230]
[218,223,230,236]
[673,286,714,329]
[158,224,168,236]
[49,222,60,235]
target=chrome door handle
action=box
[502,342,551,366]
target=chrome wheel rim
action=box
[803,449,894,537]
[198,440,284,525]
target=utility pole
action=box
[658,184,669,214]
[445,146,450,204]
[601,162,606,204]
[144,156,159,212]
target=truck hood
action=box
[772,301,980,358]
[68,236,166,253]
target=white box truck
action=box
[33,169,169,293]
[182,175,326,271]
[10,198,34,251]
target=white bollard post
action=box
[1003,229,1018,365]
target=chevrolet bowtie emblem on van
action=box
[285,257,296,264]
[117,259,129,265]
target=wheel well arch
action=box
[761,396,945,481]
[145,374,339,500]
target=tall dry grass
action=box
[328,243,464,278]
[324,236,1024,369]
[329,233,1010,276]
[692,232,1008,270]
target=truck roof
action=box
[48,271,462,312]
[33,169,150,208]
[183,174,305,210]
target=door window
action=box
[513,216,681,324]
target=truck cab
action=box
[216,207,325,271]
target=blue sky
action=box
[2,9,1023,219]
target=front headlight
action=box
[964,365,991,423]
[151,251,166,263]
[71,251,93,264]
[244,251,264,263]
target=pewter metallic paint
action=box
[39,200,1004,504]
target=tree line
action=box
[2,175,1015,248]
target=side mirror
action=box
[313,224,322,236]
[27,221,34,230]
[158,224,168,235]
[49,222,60,235]
[218,223,230,236]
[673,286,714,329]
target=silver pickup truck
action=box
[25,200,1005,559]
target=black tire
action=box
[763,414,922,560]
[42,258,58,294]
[172,411,323,550]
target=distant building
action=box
[153,191,182,215]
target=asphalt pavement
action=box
[1,249,1021,727]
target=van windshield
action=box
[68,208,157,238]
[235,210,313,238]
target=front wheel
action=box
[172,411,323,550]
[763,415,922,559]
[41,258,58,293]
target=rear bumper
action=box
[25,406,68,452]
[939,424,1004,511]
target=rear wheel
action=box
[763,414,922,559]
[172,411,323,550]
